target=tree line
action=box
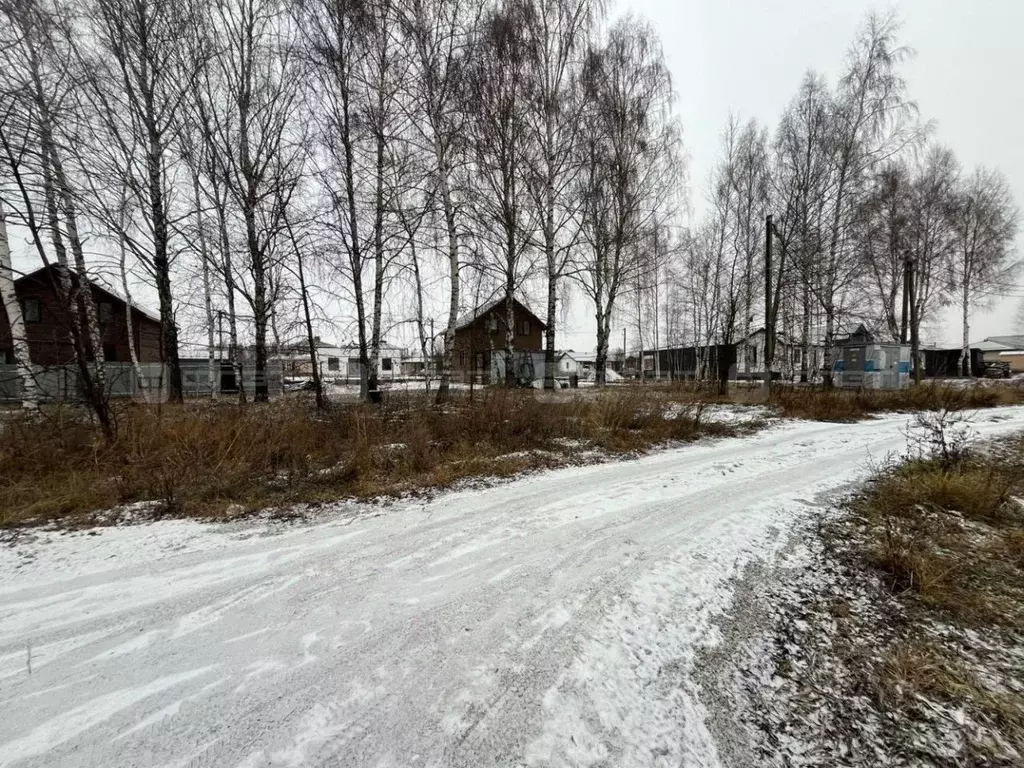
[655,12,1018,388]
[0,2,1018,430]
[0,0,684,421]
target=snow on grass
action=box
[5,408,1024,767]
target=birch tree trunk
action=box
[407,221,431,394]
[434,152,459,405]
[117,201,149,402]
[0,201,38,410]
[200,234,217,398]
[294,235,325,410]
[370,128,386,395]
[213,176,245,403]
[960,278,971,377]
[505,279,516,387]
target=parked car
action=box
[983,362,1011,379]
[283,377,315,392]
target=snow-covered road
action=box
[4,408,1024,768]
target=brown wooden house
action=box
[0,264,163,366]
[452,296,545,384]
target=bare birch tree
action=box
[575,15,680,385]
[949,166,1019,375]
[398,0,477,403]
[817,10,920,385]
[465,0,540,386]
[523,0,601,389]
[0,200,38,409]
[80,0,200,402]
[206,0,304,401]
[0,0,112,434]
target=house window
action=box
[381,357,392,372]
[518,319,530,336]
[487,316,498,332]
[98,302,114,325]
[1,348,13,364]
[751,346,757,366]
[103,343,117,362]
[327,357,340,372]
[22,298,41,324]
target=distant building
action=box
[637,330,824,382]
[833,325,910,389]
[452,296,545,384]
[270,338,405,382]
[0,264,163,365]
[553,350,579,378]
[974,335,1024,374]
[734,329,825,381]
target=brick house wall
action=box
[452,299,544,383]
[0,267,163,365]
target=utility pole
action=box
[623,327,627,377]
[764,215,774,397]
[217,310,224,363]
[900,261,910,344]
[908,254,920,384]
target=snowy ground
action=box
[5,408,1024,767]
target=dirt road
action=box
[4,408,1024,767]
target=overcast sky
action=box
[568,0,1022,352]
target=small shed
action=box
[834,326,910,389]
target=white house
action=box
[272,338,405,382]
[554,350,580,377]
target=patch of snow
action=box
[3,407,1024,766]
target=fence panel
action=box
[0,361,287,402]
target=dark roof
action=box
[15,263,161,323]
[454,296,546,332]
[834,323,874,346]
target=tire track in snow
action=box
[2,408,1024,767]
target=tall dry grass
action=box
[0,388,740,527]
[858,428,1024,627]
[764,381,1023,421]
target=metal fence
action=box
[0,361,284,403]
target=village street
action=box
[4,408,1024,768]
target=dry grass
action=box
[860,440,1024,627]
[644,378,1024,421]
[0,388,742,528]
[761,381,1024,421]
[879,643,1024,741]
[849,426,1024,760]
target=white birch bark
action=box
[117,216,149,402]
[0,201,38,410]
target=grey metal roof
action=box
[983,335,1024,350]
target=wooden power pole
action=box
[764,214,774,396]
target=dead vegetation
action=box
[0,388,744,528]
[855,421,1024,761]
[729,407,1024,766]
[621,378,1024,421]
[862,423,1024,627]
[3,380,1022,531]
[761,380,1024,421]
